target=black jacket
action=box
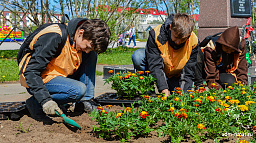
[145,15,200,92]
[24,18,88,105]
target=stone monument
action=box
[198,0,251,41]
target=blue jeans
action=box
[132,48,179,91]
[128,35,136,46]
[27,51,97,105]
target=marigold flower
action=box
[217,100,223,105]
[194,98,202,105]
[138,71,144,74]
[167,107,175,112]
[176,90,182,94]
[108,70,114,74]
[234,82,238,85]
[229,100,240,104]
[99,110,108,115]
[119,76,123,80]
[237,105,249,111]
[124,75,129,79]
[199,87,205,92]
[215,108,221,112]
[124,107,132,113]
[224,103,230,108]
[179,112,188,119]
[197,124,205,130]
[239,140,249,143]
[145,71,150,74]
[148,100,152,103]
[211,83,217,88]
[207,96,215,102]
[212,93,216,95]
[116,72,120,75]
[116,113,123,118]
[176,87,181,90]
[97,106,103,110]
[174,112,179,117]
[194,104,199,107]
[245,101,255,105]
[131,73,136,76]
[225,96,232,100]
[247,95,251,100]
[139,111,149,119]
[237,81,242,84]
[239,84,243,87]
[253,125,256,130]
[174,97,181,102]
[2,75,5,78]
[241,91,246,95]
[161,97,167,101]
[106,105,113,108]
[143,95,150,99]
[227,86,233,89]
[223,90,227,93]
[128,73,132,76]
[190,94,194,98]
[139,76,144,80]
[179,108,187,112]
[242,88,246,91]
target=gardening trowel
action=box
[55,109,81,129]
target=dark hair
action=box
[171,13,195,39]
[78,19,111,54]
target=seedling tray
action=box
[94,92,142,105]
[0,101,26,120]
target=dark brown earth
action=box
[0,104,254,143]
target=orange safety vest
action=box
[153,24,198,78]
[19,24,82,88]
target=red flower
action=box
[194,104,199,107]
[145,71,150,74]
[211,83,217,88]
[174,97,181,102]
[124,75,129,79]
[108,70,114,74]
[253,125,256,130]
[199,87,205,92]
[99,110,108,115]
[139,111,149,119]
[197,124,205,130]
[97,106,103,110]
[215,108,221,112]
[119,76,123,80]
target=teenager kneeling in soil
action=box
[19,18,110,121]
[202,26,248,90]
[132,13,203,97]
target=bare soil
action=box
[0,105,254,143]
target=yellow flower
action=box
[225,96,232,100]
[247,95,251,100]
[179,108,186,112]
[212,93,216,95]
[242,88,246,91]
[224,83,228,85]
[2,75,5,78]
[161,97,167,101]
[224,103,230,108]
[217,99,223,105]
[223,90,227,93]
[239,84,243,86]
[245,101,255,105]
[168,107,175,112]
[237,105,249,111]
[241,91,246,95]
[229,100,240,104]
[207,96,215,102]
[116,113,123,118]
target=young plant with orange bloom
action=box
[108,70,114,74]
[139,111,149,119]
[197,124,205,130]
[124,107,132,113]
[116,113,124,118]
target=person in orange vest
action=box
[20,18,110,121]
[202,26,248,90]
[132,13,202,97]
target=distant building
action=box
[0,10,62,28]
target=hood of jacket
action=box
[216,26,241,53]
[67,18,88,46]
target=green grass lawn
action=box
[0,47,139,82]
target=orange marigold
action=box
[253,125,256,130]
[207,96,215,102]
[108,70,114,74]
[139,76,144,80]
[174,97,181,102]
[239,140,249,143]
[197,124,205,130]
[106,105,113,108]
[124,107,132,113]
[97,106,103,110]
[227,86,233,89]
[139,111,149,119]
[145,71,150,74]
[225,96,232,100]
[211,83,217,88]
[138,71,144,74]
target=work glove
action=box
[42,100,62,115]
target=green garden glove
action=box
[42,100,61,115]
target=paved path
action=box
[0,64,116,102]
[0,41,146,50]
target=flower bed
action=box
[93,73,256,142]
